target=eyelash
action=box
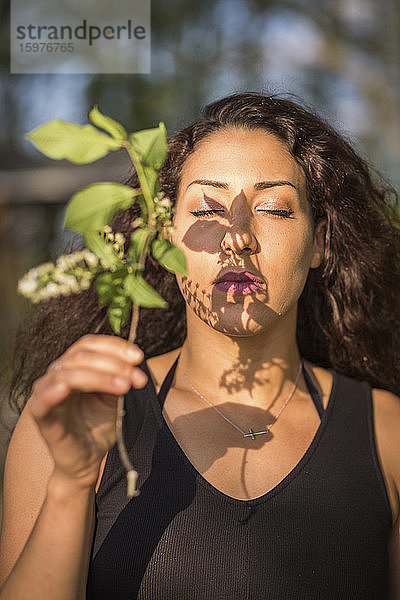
[190,209,224,217]
[190,209,295,218]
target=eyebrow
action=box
[187,179,228,190]
[254,180,297,191]
[186,179,297,191]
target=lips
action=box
[214,271,265,294]
[215,271,263,284]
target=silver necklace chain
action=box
[177,359,303,440]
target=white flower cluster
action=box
[102,226,126,260]
[18,249,100,303]
[153,193,173,236]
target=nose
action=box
[220,223,258,257]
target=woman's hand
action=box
[28,334,148,489]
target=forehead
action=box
[178,126,305,191]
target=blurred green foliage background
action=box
[0,0,399,389]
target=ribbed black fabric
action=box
[87,358,393,599]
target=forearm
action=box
[0,471,95,600]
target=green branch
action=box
[19,106,187,497]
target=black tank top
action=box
[87,358,393,599]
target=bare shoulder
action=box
[371,387,400,523]
[146,347,182,394]
[0,397,54,581]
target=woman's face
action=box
[171,126,324,337]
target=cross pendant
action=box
[243,428,270,440]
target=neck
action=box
[178,306,302,407]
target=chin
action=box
[204,313,272,338]
[187,294,287,337]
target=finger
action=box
[30,377,73,420]
[30,372,119,419]
[32,363,147,415]
[31,367,144,421]
[55,348,146,384]
[67,334,144,365]
[53,366,147,393]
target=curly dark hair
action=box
[5,91,400,415]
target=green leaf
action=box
[96,270,131,334]
[129,122,168,170]
[95,269,127,306]
[95,272,116,305]
[107,292,131,335]
[85,232,124,270]
[26,120,121,164]
[123,273,167,308]
[128,228,151,264]
[64,183,140,233]
[152,238,187,275]
[88,105,127,141]
[136,194,148,222]
[143,165,159,197]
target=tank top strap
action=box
[157,353,181,407]
[302,361,325,418]
[157,354,325,419]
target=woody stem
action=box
[115,230,154,497]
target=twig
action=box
[116,394,139,498]
[114,232,152,498]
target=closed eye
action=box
[257,208,295,218]
[190,209,225,217]
[190,208,295,218]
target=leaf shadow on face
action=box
[178,193,298,402]
[179,275,290,401]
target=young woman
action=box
[1,93,400,599]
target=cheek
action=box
[172,212,224,256]
[171,213,213,301]
[175,250,213,290]
[259,226,314,303]
[174,264,218,330]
